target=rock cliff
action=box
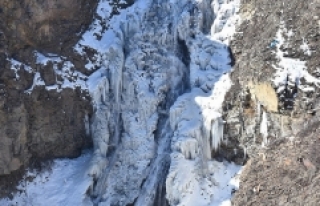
[0,0,98,195]
[223,0,320,204]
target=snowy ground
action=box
[0,152,93,206]
[0,151,241,206]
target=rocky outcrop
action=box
[0,0,143,199]
[232,117,320,205]
[0,0,98,56]
[219,0,320,157]
[0,0,100,196]
[221,0,320,204]
[0,56,93,195]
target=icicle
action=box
[202,116,212,159]
[210,117,223,152]
[260,111,268,147]
[84,112,90,137]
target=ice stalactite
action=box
[166,0,241,205]
[260,111,269,147]
[87,70,111,179]
[211,117,224,153]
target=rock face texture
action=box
[0,56,93,178]
[222,0,320,204]
[0,0,98,55]
[232,121,320,206]
[0,0,98,194]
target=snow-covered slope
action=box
[1,0,242,205]
[0,152,93,206]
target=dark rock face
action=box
[0,0,138,198]
[0,0,97,191]
[0,56,93,196]
[0,56,93,174]
[0,0,98,56]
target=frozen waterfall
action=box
[84,0,242,205]
[0,0,243,206]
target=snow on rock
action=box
[300,38,312,56]
[7,58,33,80]
[25,72,46,94]
[18,51,89,93]
[273,22,320,93]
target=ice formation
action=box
[82,0,242,205]
[260,111,268,147]
[1,0,243,205]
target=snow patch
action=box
[273,22,320,91]
[7,58,33,80]
[24,51,89,93]
[300,38,312,56]
[0,152,93,206]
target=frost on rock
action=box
[15,51,89,94]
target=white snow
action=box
[0,152,93,206]
[25,72,46,94]
[35,51,62,65]
[167,158,242,206]
[273,22,320,91]
[211,0,241,44]
[7,58,33,79]
[167,0,242,205]
[300,38,312,56]
[24,51,89,93]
